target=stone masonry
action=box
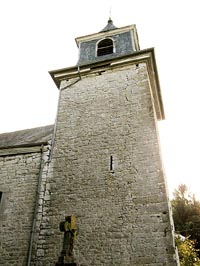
[33,62,179,265]
[0,151,41,266]
[0,142,51,266]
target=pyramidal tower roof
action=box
[100,18,118,32]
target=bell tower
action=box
[76,18,140,66]
[43,20,179,265]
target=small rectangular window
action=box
[0,191,2,203]
[110,156,113,171]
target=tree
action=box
[171,184,200,258]
[172,184,190,234]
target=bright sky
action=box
[0,0,200,199]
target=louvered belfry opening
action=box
[97,38,114,56]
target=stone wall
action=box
[0,152,41,265]
[0,146,50,266]
[36,62,178,265]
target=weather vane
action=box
[109,0,113,19]
[109,5,112,19]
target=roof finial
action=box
[100,18,117,32]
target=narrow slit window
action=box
[110,156,113,171]
[0,191,3,203]
[97,39,114,57]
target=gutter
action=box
[0,144,49,157]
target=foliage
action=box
[175,236,200,266]
[171,184,200,261]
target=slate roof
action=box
[100,18,118,32]
[0,125,54,149]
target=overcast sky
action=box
[0,0,200,199]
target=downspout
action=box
[27,144,45,266]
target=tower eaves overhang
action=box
[49,48,165,120]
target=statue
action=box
[56,215,78,266]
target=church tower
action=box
[41,19,179,265]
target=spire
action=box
[100,18,118,32]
